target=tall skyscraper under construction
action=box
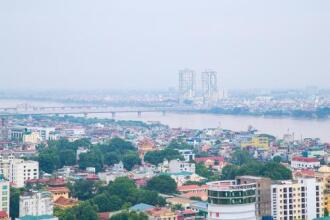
[179,69,196,101]
[201,70,219,103]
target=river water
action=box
[0,99,329,142]
[89,112,330,142]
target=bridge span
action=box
[0,105,188,118]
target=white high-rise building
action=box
[0,177,10,215]
[201,70,219,103]
[179,69,196,102]
[207,180,257,220]
[19,191,53,217]
[271,177,323,220]
[4,159,39,188]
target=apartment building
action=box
[19,191,53,217]
[0,177,9,215]
[168,159,195,174]
[291,156,320,170]
[9,159,39,188]
[271,177,323,220]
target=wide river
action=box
[1,99,329,142]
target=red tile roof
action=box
[0,211,8,218]
[47,187,70,193]
[194,156,224,163]
[98,212,111,220]
[177,184,208,192]
[86,174,99,180]
[54,196,79,207]
[181,210,197,215]
[292,156,319,163]
[295,169,315,177]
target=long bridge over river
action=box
[0,104,192,118]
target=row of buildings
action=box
[0,108,329,219]
[87,174,323,220]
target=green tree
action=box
[144,148,182,165]
[261,162,292,180]
[73,138,91,149]
[221,165,239,180]
[123,153,141,171]
[108,177,137,200]
[59,149,76,166]
[38,149,60,173]
[78,151,103,172]
[110,211,148,220]
[221,161,292,180]
[71,179,100,200]
[75,202,98,220]
[36,138,91,174]
[167,139,192,150]
[108,195,124,211]
[172,204,183,211]
[231,149,252,166]
[105,177,165,210]
[92,193,112,212]
[104,152,120,166]
[137,189,166,206]
[54,207,77,220]
[196,163,214,179]
[146,175,177,194]
[109,138,135,153]
[273,156,282,163]
[236,160,264,177]
[10,187,21,219]
[144,151,164,165]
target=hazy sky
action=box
[0,0,329,90]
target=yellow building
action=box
[324,194,330,214]
[22,131,41,144]
[241,134,270,149]
[316,166,330,213]
[47,187,69,201]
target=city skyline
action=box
[1,1,330,220]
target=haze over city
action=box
[2,1,330,220]
[0,0,330,90]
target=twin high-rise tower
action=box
[178,69,220,103]
[201,70,219,102]
[179,69,196,101]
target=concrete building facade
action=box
[0,177,9,215]
[9,159,39,188]
[207,180,257,220]
[271,178,323,220]
[168,159,195,174]
[179,69,196,102]
[19,191,53,217]
[236,176,272,219]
